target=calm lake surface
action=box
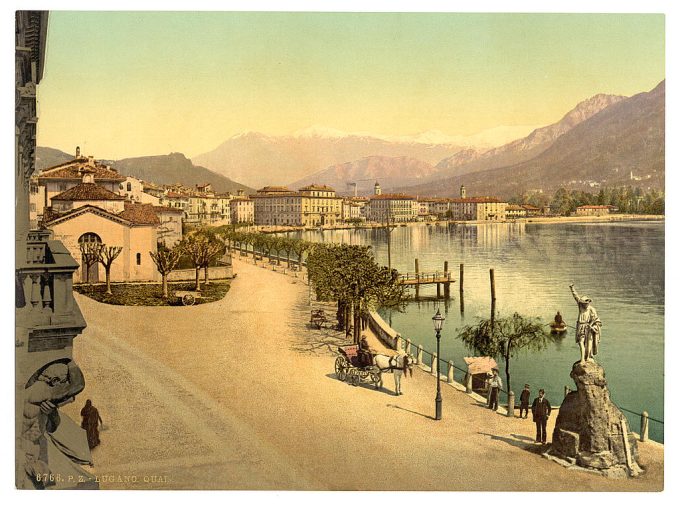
[294,221,665,442]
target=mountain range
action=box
[397,80,665,197]
[37,80,664,199]
[35,148,254,195]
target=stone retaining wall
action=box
[167,266,233,281]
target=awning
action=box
[464,356,498,375]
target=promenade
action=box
[63,256,663,490]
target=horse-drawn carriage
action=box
[334,344,382,388]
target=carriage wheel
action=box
[335,357,347,381]
[370,372,382,389]
[182,294,196,306]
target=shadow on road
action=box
[477,432,548,455]
[387,403,435,420]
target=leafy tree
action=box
[150,246,182,297]
[97,245,123,294]
[457,312,552,395]
[307,244,409,343]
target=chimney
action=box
[75,146,81,158]
[81,168,95,184]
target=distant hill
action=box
[191,132,466,189]
[288,156,438,195]
[36,146,76,170]
[36,148,253,194]
[396,81,665,198]
[434,93,626,179]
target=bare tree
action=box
[179,230,224,290]
[79,242,101,285]
[150,247,182,298]
[97,245,123,294]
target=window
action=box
[127,182,132,192]
[136,253,141,265]
[78,232,102,245]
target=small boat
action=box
[550,321,568,334]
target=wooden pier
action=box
[398,259,455,299]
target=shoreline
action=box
[252,214,664,234]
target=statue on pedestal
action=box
[569,284,601,364]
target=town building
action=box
[366,194,417,222]
[34,149,126,222]
[252,184,342,227]
[521,204,542,217]
[230,192,254,224]
[15,11,96,489]
[341,198,366,222]
[50,170,126,214]
[449,185,507,221]
[575,205,611,216]
[45,203,159,283]
[154,205,185,247]
[505,204,527,219]
[118,176,160,205]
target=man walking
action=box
[519,384,531,419]
[487,368,502,411]
[531,389,552,444]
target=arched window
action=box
[127,182,132,192]
[136,253,141,265]
[78,232,102,245]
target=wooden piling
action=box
[640,411,649,442]
[437,283,441,298]
[444,261,450,298]
[490,268,496,331]
[415,258,420,299]
[459,263,465,313]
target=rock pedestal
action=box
[549,361,642,478]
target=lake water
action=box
[294,221,665,442]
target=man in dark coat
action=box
[80,399,103,449]
[531,389,552,444]
[519,384,531,419]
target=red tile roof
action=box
[118,203,161,225]
[51,183,125,201]
[369,193,416,200]
[257,186,293,194]
[299,184,336,192]
[38,159,125,182]
[450,197,502,203]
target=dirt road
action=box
[63,257,663,490]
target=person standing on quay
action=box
[487,368,502,411]
[80,399,103,449]
[519,384,531,419]
[531,389,552,444]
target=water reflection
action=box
[297,221,665,441]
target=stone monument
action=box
[546,285,642,478]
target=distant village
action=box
[30,147,621,284]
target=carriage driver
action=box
[359,335,375,367]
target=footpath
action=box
[62,255,663,491]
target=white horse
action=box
[372,352,415,395]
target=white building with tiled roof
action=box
[33,148,125,222]
[252,184,342,227]
[44,204,158,283]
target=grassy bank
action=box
[74,280,231,306]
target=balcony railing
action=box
[16,230,86,344]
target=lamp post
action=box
[432,308,445,420]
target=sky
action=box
[36,11,665,159]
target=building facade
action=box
[15,11,96,489]
[366,194,417,222]
[230,195,255,224]
[252,185,342,227]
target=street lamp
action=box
[432,308,446,420]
